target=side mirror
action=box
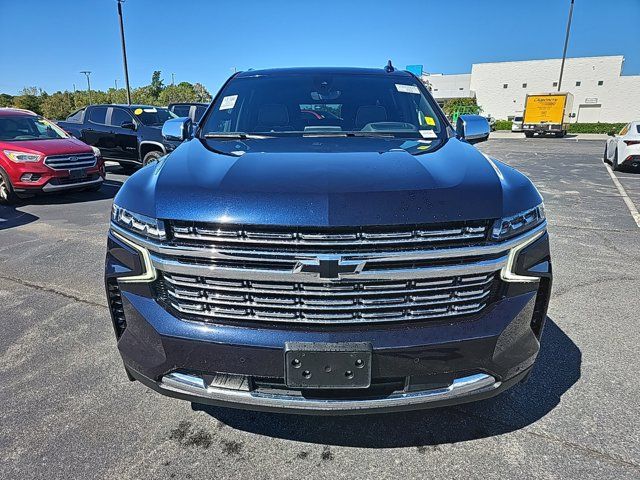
[456,114,490,144]
[121,121,136,130]
[162,117,192,142]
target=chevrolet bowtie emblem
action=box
[293,258,365,280]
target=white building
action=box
[423,55,640,123]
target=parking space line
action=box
[605,163,640,228]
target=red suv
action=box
[0,108,105,204]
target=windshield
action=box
[201,73,444,138]
[131,107,176,126]
[0,115,68,141]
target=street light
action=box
[557,0,575,91]
[80,71,92,104]
[117,0,132,104]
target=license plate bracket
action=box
[69,168,88,180]
[285,342,372,389]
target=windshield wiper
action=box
[203,132,271,140]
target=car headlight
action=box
[90,146,101,157]
[492,204,545,240]
[3,150,41,163]
[111,204,166,240]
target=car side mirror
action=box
[121,121,136,130]
[162,117,192,142]
[456,114,490,144]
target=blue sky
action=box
[1,0,639,95]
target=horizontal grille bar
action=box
[160,272,496,324]
[44,154,96,170]
[169,221,490,252]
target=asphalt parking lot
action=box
[1,138,639,479]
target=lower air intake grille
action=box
[106,279,126,337]
[160,271,497,324]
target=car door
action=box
[83,106,114,155]
[108,107,139,161]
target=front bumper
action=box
[105,225,552,414]
[9,159,105,195]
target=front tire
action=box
[0,170,18,205]
[524,132,534,138]
[142,150,163,166]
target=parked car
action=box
[0,108,104,204]
[604,121,640,170]
[58,104,180,172]
[168,102,208,124]
[106,66,551,414]
[484,114,496,131]
[512,115,524,132]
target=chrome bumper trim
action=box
[41,177,103,192]
[110,221,548,264]
[160,372,498,412]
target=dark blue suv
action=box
[105,66,551,414]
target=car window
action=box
[88,106,108,125]
[636,125,640,134]
[201,73,443,137]
[110,108,133,127]
[131,107,176,126]
[0,115,68,141]
[514,116,523,122]
[66,109,85,122]
[194,106,207,122]
[171,105,191,117]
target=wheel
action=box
[524,132,534,138]
[142,150,163,166]
[612,148,620,171]
[0,169,19,205]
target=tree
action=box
[158,82,198,104]
[0,93,13,107]
[192,83,212,102]
[442,97,481,119]
[42,91,76,120]
[13,87,45,114]
[149,70,164,99]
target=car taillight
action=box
[624,140,640,146]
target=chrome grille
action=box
[169,222,490,252]
[160,271,496,324]
[44,153,96,170]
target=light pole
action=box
[557,0,575,91]
[117,0,132,104]
[80,71,92,104]
[115,79,118,90]
[171,73,175,85]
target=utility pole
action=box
[117,0,132,104]
[171,73,175,85]
[115,79,118,90]
[557,0,575,91]
[80,71,92,104]
[72,83,76,94]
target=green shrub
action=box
[567,123,625,134]
[494,120,512,130]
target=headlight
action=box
[111,204,166,240]
[492,204,545,240]
[90,146,101,157]
[3,150,41,163]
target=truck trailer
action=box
[522,92,573,138]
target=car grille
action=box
[159,271,496,324]
[168,221,490,252]
[44,153,96,170]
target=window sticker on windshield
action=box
[419,129,437,139]
[134,108,143,115]
[417,144,431,150]
[143,108,157,113]
[395,84,420,94]
[219,95,238,110]
[425,116,436,126]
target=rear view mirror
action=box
[162,117,192,142]
[456,114,490,144]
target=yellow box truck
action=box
[522,92,574,138]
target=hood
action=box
[116,137,542,227]
[1,137,94,156]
